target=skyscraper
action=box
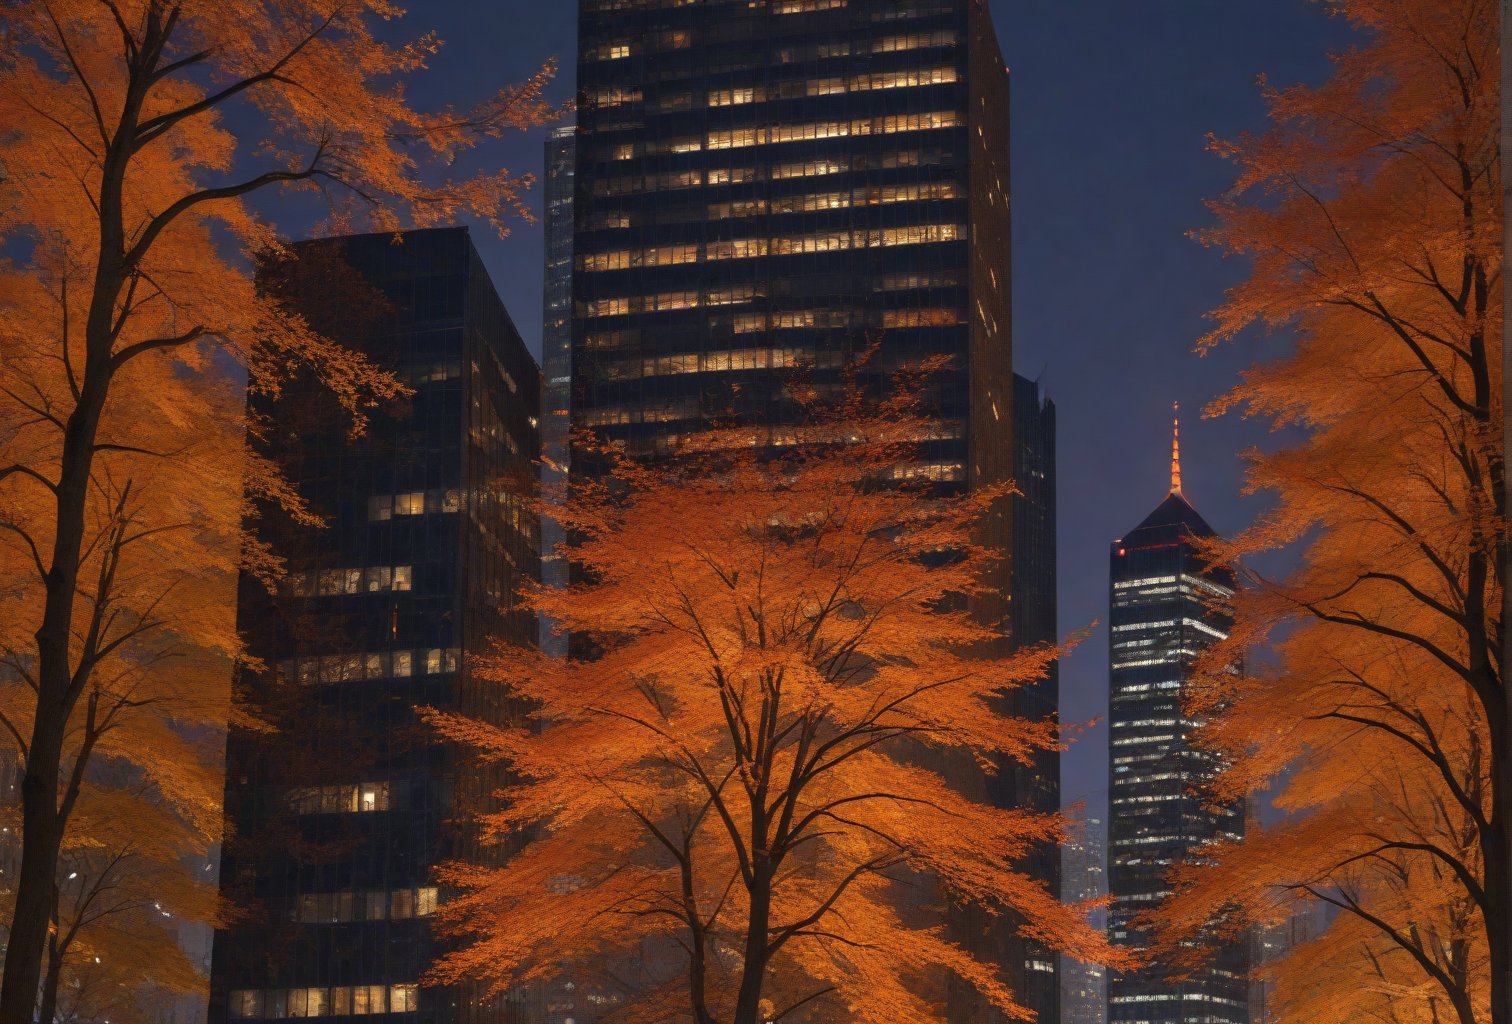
[209,227,540,1024]
[1106,411,1245,1024]
[569,2,1046,1019]
[540,124,577,656]
[570,0,1011,488]
[1060,814,1108,1024]
[1008,373,1061,1021]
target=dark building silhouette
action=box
[1106,411,1246,1024]
[1007,373,1061,1020]
[540,125,577,657]
[569,2,1053,1019]
[209,227,540,1024]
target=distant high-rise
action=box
[1060,814,1107,1024]
[569,2,1047,1019]
[1248,898,1328,1024]
[541,124,577,656]
[209,227,540,1024]
[1106,410,1245,1024]
[1008,373,1061,1020]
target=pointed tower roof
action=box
[1125,402,1217,539]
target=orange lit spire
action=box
[1170,401,1183,496]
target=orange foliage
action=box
[428,380,1126,1024]
[1143,3,1503,1023]
[0,2,559,1017]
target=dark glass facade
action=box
[541,125,577,657]
[1106,464,1245,1024]
[571,0,1012,499]
[1007,373,1060,1022]
[570,3,1051,1021]
[208,227,540,1024]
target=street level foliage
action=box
[428,373,1125,1024]
[1144,3,1504,1024]
[0,3,557,1020]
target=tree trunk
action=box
[0,730,62,1024]
[0,198,126,1024]
[36,932,63,1024]
[732,864,772,1024]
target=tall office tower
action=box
[1008,373,1061,1019]
[541,124,577,655]
[209,227,540,1024]
[1060,815,1108,1024]
[1106,413,1245,1024]
[571,2,1043,1020]
[1248,899,1328,1024]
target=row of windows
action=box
[1111,649,1202,670]
[888,462,964,483]
[579,278,962,349]
[395,361,462,386]
[579,228,966,319]
[579,185,963,271]
[289,782,391,815]
[228,985,419,1019]
[586,28,955,63]
[585,29,690,60]
[613,420,966,454]
[591,310,961,363]
[712,65,956,107]
[293,887,439,924]
[598,345,850,382]
[705,110,958,150]
[583,0,951,20]
[275,648,462,686]
[710,181,960,218]
[368,489,461,521]
[288,565,413,598]
[595,63,954,111]
[587,146,953,196]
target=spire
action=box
[1170,401,1183,496]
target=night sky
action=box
[332,1,1360,824]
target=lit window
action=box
[389,986,419,1013]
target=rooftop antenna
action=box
[1170,401,1183,497]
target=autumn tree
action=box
[427,378,1123,1024]
[0,3,559,1019]
[1144,2,1503,1022]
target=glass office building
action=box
[1061,815,1108,1024]
[570,2,1051,1019]
[541,125,577,657]
[1106,420,1245,1024]
[208,227,540,1024]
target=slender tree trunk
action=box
[733,864,772,1024]
[36,931,63,1024]
[0,177,127,1024]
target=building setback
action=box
[569,1,1052,1019]
[1106,413,1246,1024]
[208,227,540,1024]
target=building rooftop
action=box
[1123,402,1217,540]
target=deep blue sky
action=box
[323,1,1359,821]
